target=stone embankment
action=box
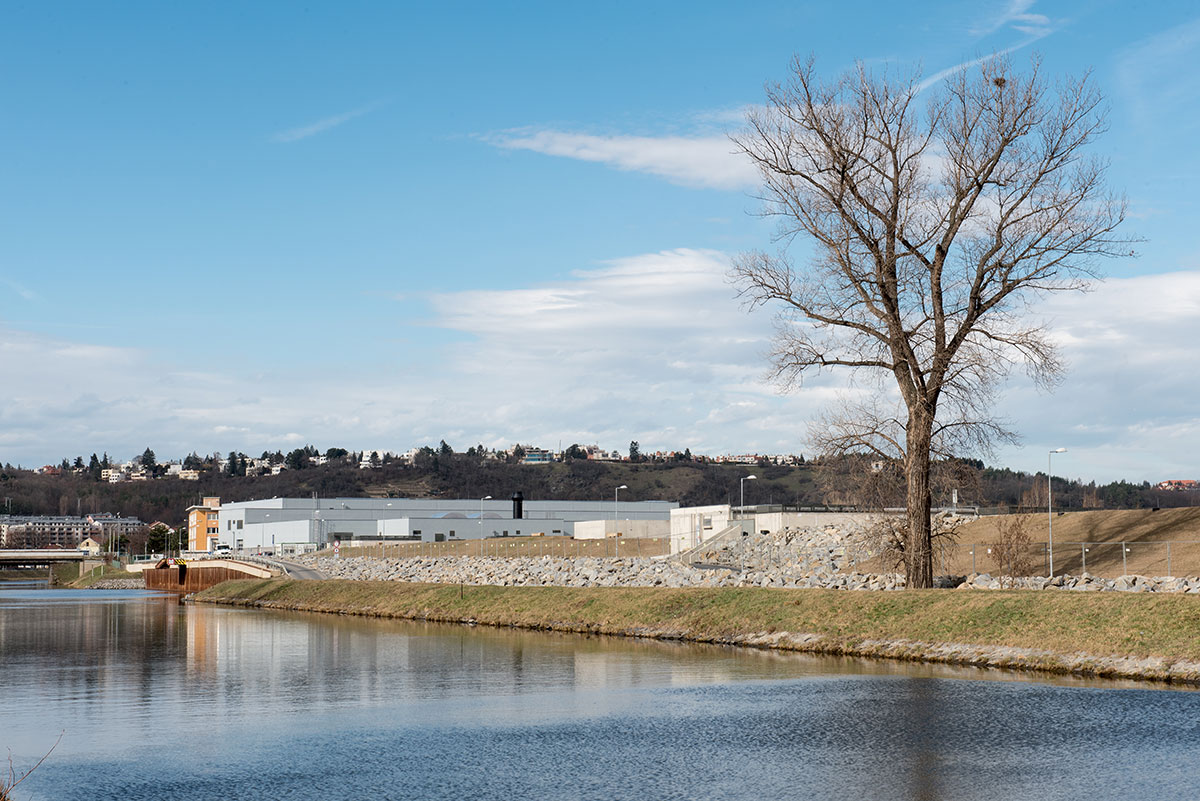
[958,572,1200,593]
[299,553,894,588]
[296,553,1200,594]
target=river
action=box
[1,583,1198,800]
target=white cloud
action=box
[4,261,1200,485]
[993,271,1200,481]
[488,130,758,190]
[272,100,387,143]
[419,248,825,453]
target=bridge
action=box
[0,550,88,564]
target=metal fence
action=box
[948,540,1200,579]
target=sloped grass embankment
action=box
[193,579,1200,685]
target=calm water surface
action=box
[1,584,1197,800]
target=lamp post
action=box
[479,496,491,556]
[740,475,757,517]
[1048,448,1066,577]
[614,485,627,558]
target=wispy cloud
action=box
[487,129,757,190]
[272,100,388,143]
[916,48,1021,92]
[1116,16,1200,133]
[969,0,1057,38]
[910,1,1067,92]
[1,277,37,301]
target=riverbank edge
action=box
[191,579,1200,686]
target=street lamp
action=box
[740,474,758,517]
[1048,448,1066,577]
[479,496,491,556]
[614,485,627,557]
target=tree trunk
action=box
[904,411,935,588]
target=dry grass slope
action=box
[949,508,1200,577]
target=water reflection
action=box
[2,589,1198,801]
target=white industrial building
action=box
[214,495,677,554]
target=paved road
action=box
[276,559,326,580]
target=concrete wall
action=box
[667,506,888,555]
[752,511,883,533]
[573,519,671,540]
[670,504,733,552]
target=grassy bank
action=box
[70,565,142,588]
[194,579,1200,684]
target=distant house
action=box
[359,449,393,469]
[179,469,201,481]
[520,448,556,464]
[1157,480,1200,491]
[78,537,103,555]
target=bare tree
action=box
[732,55,1132,587]
[989,514,1036,580]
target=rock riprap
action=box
[294,553,1200,594]
[956,571,1200,593]
[297,553,908,589]
[87,578,146,589]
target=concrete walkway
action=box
[276,558,326,580]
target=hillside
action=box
[0,459,825,527]
[0,452,1195,532]
[948,508,1200,577]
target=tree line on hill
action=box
[0,444,1193,533]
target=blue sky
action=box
[2,1,1199,484]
